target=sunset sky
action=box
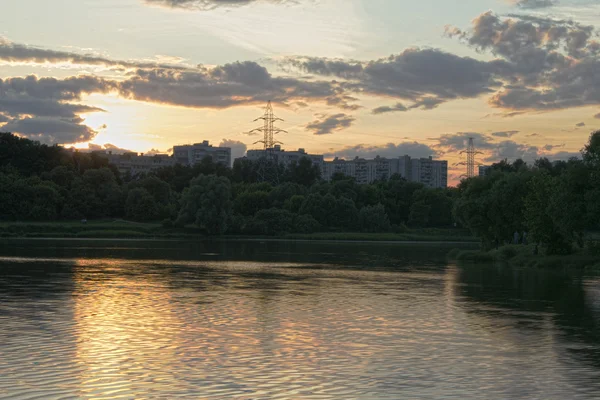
[1,0,599,183]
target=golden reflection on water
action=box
[73,258,183,396]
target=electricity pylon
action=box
[247,101,287,184]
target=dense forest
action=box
[0,132,455,236]
[1,131,599,256]
[455,131,600,255]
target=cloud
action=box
[508,0,557,8]
[491,130,519,137]
[435,132,496,152]
[576,122,586,127]
[116,62,344,109]
[372,103,408,115]
[0,75,111,144]
[2,117,97,144]
[484,141,541,162]
[447,12,600,112]
[220,139,247,162]
[143,0,298,10]
[286,48,502,110]
[305,113,355,135]
[324,141,437,160]
[0,37,188,70]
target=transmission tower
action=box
[249,101,287,150]
[247,101,287,184]
[458,137,483,179]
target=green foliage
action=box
[284,195,306,214]
[254,208,295,235]
[358,204,391,233]
[284,157,321,186]
[293,214,320,234]
[177,174,232,235]
[234,191,270,216]
[125,188,160,222]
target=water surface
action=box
[1,239,599,399]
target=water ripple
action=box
[1,253,600,399]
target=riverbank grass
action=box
[451,244,600,269]
[0,221,477,242]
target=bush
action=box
[254,208,294,235]
[161,219,174,228]
[293,214,321,234]
[498,245,518,260]
[358,204,391,233]
[587,240,600,256]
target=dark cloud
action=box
[543,143,565,151]
[447,12,600,112]
[491,130,519,137]
[372,103,408,115]
[287,48,502,110]
[2,117,97,144]
[509,0,557,9]
[305,113,355,135]
[324,141,437,160]
[0,114,9,123]
[0,37,188,70]
[435,132,496,152]
[484,140,540,162]
[576,122,586,127]
[116,63,344,109]
[0,75,111,144]
[220,139,247,163]
[143,0,297,10]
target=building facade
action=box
[323,155,448,188]
[173,141,232,167]
[245,145,325,172]
[103,152,176,176]
[409,157,448,189]
[479,165,492,176]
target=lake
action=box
[1,239,599,399]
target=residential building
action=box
[102,151,176,176]
[409,157,448,189]
[479,165,492,176]
[323,155,448,188]
[173,141,232,167]
[244,145,325,172]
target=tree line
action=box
[454,131,600,255]
[0,132,455,235]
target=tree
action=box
[284,157,321,186]
[293,214,320,233]
[125,188,160,222]
[177,174,233,235]
[525,173,572,254]
[359,204,391,233]
[234,191,270,216]
[332,197,359,230]
[254,208,294,235]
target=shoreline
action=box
[450,246,600,270]
[0,235,478,245]
[0,221,478,244]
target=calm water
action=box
[1,239,599,399]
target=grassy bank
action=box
[0,221,476,243]
[449,245,600,269]
[0,220,200,239]
[284,230,477,243]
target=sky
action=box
[1,0,600,183]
